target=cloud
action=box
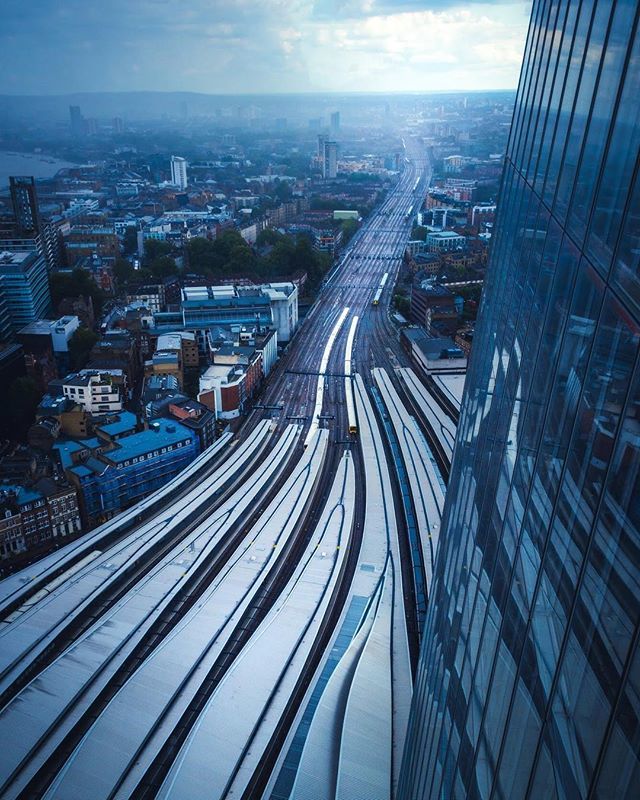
[0,0,531,94]
[311,0,525,19]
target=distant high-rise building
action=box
[0,250,51,331]
[85,118,98,136]
[69,105,84,137]
[323,141,338,179]
[316,134,328,175]
[9,176,41,236]
[170,156,188,190]
[399,2,640,799]
[330,111,340,134]
[112,116,124,134]
[2,176,62,271]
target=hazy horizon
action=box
[0,87,519,98]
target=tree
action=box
[149,255,178,279]
[49,269,106,316]
[393,293,411,318]
[3,378,41,442]
[273,180,293,202]
[69,327,99,370]
[123,227,138,256]
[144,239,174,261]
[227,244,256,275]
[113,258,135,287]
[341,218,358,245]
[256,228,283,247]
[187,231,255,278]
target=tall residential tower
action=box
[170,156,188,190]
[399,1,640,798]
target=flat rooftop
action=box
[101,419,193,464]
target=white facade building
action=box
[256,282,299,342]
[51,316,80,353]
[170,156,188,190]
[62,370,123,414]
[323,141,338,179]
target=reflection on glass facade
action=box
[398,1,640,797]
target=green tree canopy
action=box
[49,269,106,315]
[113,258,136,287]
[186,230,330,293]
[144,239,174,261]
[341,218,358,245]
[69,327,99,370]
[256,228,283,247]
[3,377,41,442]
[149,255,179,279]
[122,227,138,256]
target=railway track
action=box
[0,138,446,800]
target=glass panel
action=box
[568,0,637,243]
[554,0,612,222]
[543,0,597,206]
[533,0,581,191]
[594,645,640,799]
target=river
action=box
[0,151,78,190]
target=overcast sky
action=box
[1,0,532,95]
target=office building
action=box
[0,250,51,332]
[10,176,42,236]
[69,105,84,137]
[399,2,640,799]
[0,286,13,342]
[425,230,466,253]
[322,141,338,179]
[330,110,340,135]
[2,176,65,271]
[179,283,298,342]
[170,156,188,190]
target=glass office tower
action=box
[399,1,640,798]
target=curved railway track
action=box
[0,138,465,800]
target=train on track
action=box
[372,271,389,306]
[345,316,359,435]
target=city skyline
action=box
[1,1,531,95]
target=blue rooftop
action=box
[38,394,72,414]
[54,440,89,468]
[96,411,138,438]
[69,464,93,478]
[101,419,194,464]
[85,457,108,475]
[0,484,43,505]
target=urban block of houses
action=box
[0,480,81,559]
[55,411,199,526]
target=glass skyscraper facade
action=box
[399,1,639,798]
